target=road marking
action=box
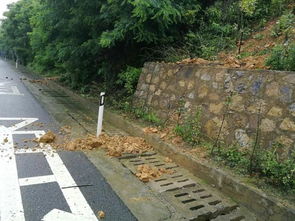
[42,148,97,220]
[0,132,25,221]
[42,209,94,221]
[19,175,56,187]
[0,82,24,96]
[0,118,98,221]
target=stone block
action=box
[235,129,251,148]
[280,86,293,103]
[212,82,219,89]
[265,82,279,97]
[205,117,229,139]
[201,74,211,81]
[188,92,195,99]
[275,136,293,147]
[146,74,152,83]
[179,80,186,87]
[149,85,156,92]
[288,104,295,117]
[282,75,295,84]
[209,103,224,114]
[215,71,225,82]
[152,76,160,84]
[267,107,283,117]
[229,95,245,112]
[198,85,208,98]
[247,99,267,114]
[251,79,263,95]
[260,119,276,132]
[155,89,162,96]
[188,81,195,90]
[209,93,220,101]
[280,118,295,132]
[160,82,167,90]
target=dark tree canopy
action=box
[0,0,290,90]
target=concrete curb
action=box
[104,111,295,221]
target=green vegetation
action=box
[271,11,295,37]
[174,109,202,145]
[266,43,295,71]
[116,66,142,95]
[209,143,295,193]
[114,100,163,126]
[0,0,292,92]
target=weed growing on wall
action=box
[174,108,202,145]
[113,100,163,126]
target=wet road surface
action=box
[0,59,136,221]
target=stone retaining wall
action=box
[134,62,295,158]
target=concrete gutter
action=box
[104,111,295,221]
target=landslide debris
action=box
[38,131,56,143]
[57,133,153,157]
[135,164,174,182]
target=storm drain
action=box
[120,153,256,221]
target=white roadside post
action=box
[96,92,105,137]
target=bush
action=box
[258,149,295,190]
[266,43,295,71]
[116,66,142,95]
[219,146,250,170]
[271,11,295,37]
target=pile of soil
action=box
[135,164,174,182]
[38,131,56,143]
[57,133,153,157]
[177,17,295,70]
[176,55,268,70]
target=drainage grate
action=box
[163,186,243,221]
[120,153,256,220]
[121,152,179,174]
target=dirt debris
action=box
[135,164,174,182]
[97,211,105,219]
[38,131,56,143]
[143,127,158,133]
[60,125,71,134]
[164,157,173,163]
[57,133,153,157]
[3,137,8,143]
[28,77,59,85]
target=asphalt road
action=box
[0,59,136,221]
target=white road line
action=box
[0,118,97,221]
[0,82,24,96]
[0,133,25,221]
[12,130,44,136]
[11,86,24,96]
[19,175,56,187]
[42,209,94,221]
[0,118,38,132]
[44,151,97,220]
